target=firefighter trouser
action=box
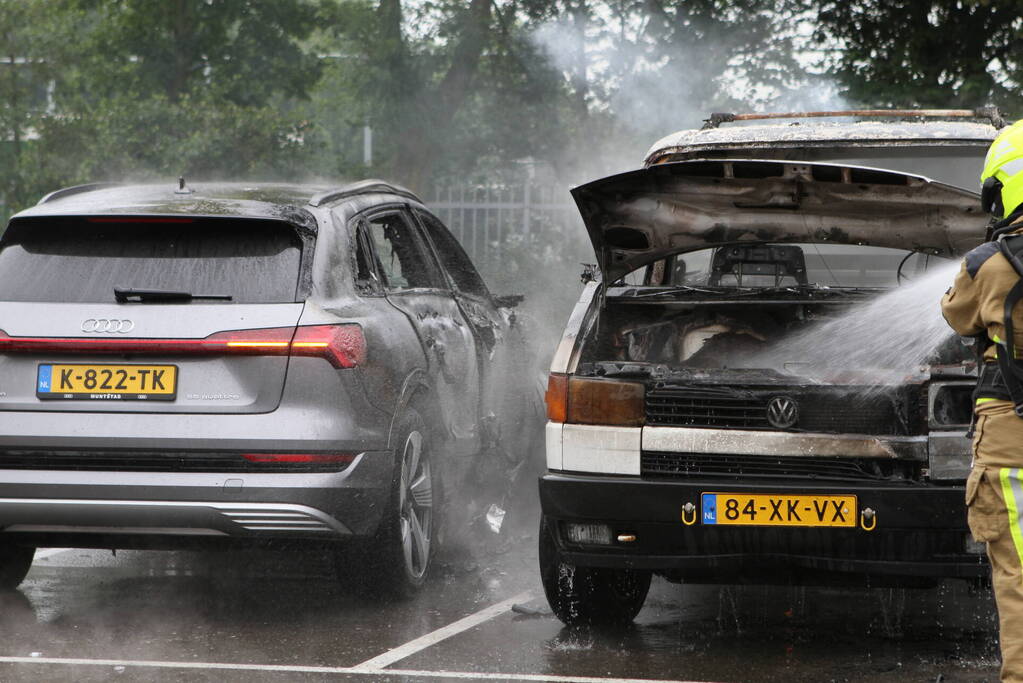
[971,403,1023,682]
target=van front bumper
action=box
[540,472,988,582]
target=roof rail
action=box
[701,106,1009,130]
[308,179,422,208]
[37,182,123,205]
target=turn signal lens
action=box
[567,377,645,427]
[545,373,568,422]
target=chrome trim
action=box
[642,427,927,460]
[0,499,350,535]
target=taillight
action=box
[545,373,645,427]
[241,452,356,464]
[0,324,366,368]
[290,325,366,368]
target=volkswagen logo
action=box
[766,396,799,429]
[81,318,135,334]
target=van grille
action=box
[641,452,921,482]
[646,389,767,428]
[645,386,912,435]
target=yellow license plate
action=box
[700,492,857,527]
[37,363,178,401]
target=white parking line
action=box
[351,591,533,670]
[33,548,73,560]
[0,656,711,682]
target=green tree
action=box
[812,0,1023,113]
[0,0,327,218]
[0,0,78,212]
[71,0,322,105]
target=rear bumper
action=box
[0,451,393,548]
[540,472,988,582]
[0,403,389,453]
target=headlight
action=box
[546,373,645,427]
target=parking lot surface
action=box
[0,515,1004,683]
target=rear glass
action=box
[0,219,302,303]
[618,243,950,289]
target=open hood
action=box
[571,159,982,283]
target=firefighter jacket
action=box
[942,223,1023,362]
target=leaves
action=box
[6,0,1017,222]
[812,0,1023,113]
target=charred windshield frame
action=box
[611,242,950,294]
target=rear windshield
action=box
[0,218,303,303]
[618,243,950,289]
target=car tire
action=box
[0,543,34,590]
[369,408,437,598]
[538,517,651,626]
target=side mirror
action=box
[494,294,524,308]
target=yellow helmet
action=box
[982,120,1023,217]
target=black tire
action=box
[0,543,34,590]
[367,408,437,598]
[538,517,651,626]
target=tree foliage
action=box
[812,0,1023,114]
[6,0,1021,220]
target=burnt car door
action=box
[412,209,505,356]
[413,208,543,465]
[362,207,482,453]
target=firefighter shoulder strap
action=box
[996,235,1023,416]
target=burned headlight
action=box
[929,382,974,428]
[546,374,645,427]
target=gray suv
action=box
[0,180,532,595]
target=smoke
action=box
[528,7,852,171]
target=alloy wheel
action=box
[398,430,433,579]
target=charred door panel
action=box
[362,209,481,450]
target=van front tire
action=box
[538,517,650,626]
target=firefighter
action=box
[942,119,1023,683]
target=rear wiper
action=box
[114,287,233,303]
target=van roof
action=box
[645,120,999,166]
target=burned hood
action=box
[572,159,982,283]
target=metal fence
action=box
[426,183,582,264]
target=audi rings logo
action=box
[81,318,135,334]
[766,396,799,429]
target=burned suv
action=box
[540,112,1000,624]
[0,180,534,595]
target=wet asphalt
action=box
[0,505,1004,683]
